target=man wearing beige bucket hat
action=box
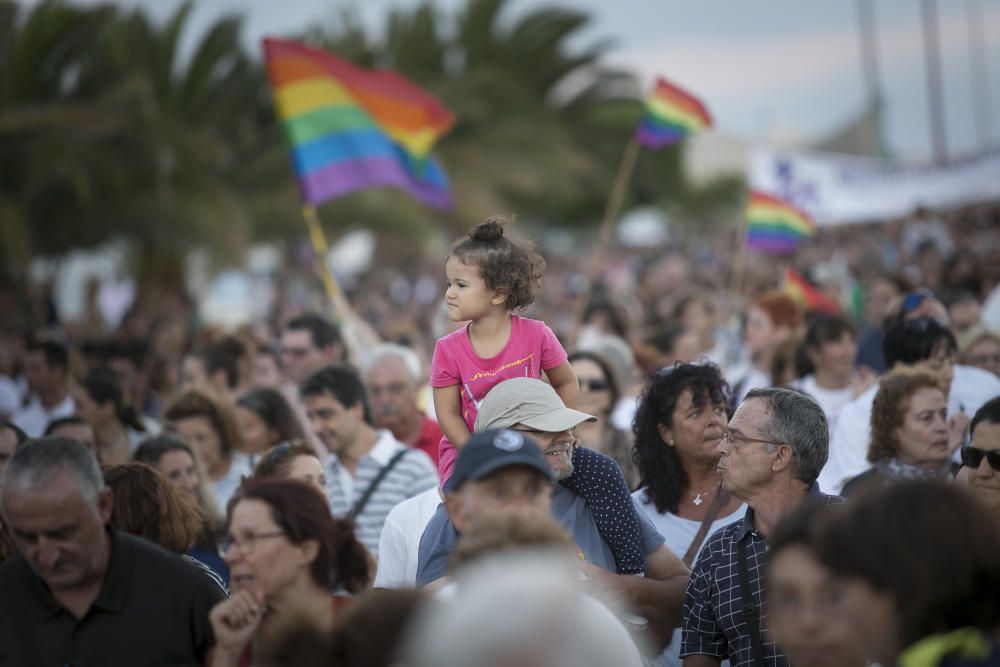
[414,377,691,652]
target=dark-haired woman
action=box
[789,314,875,435]
[234,387,304,461]
[631,362,745,667]
[569,350,639,489]
[74,368,152,465]
[250,442,326,496]
[208,479,370,667]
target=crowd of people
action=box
[0,203,999,667]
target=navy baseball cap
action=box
[445,428,553,493]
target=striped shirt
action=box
[325,430,438,558]
[681,484,845,667]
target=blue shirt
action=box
[415,486,666,588]
[681,484,845,667]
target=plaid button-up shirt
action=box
[681,484,845,667]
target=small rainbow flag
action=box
[635,77,713,149]
[263,38,454,209]
[783,268,841,314]
[745,190,816,254]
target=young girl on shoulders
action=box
[431,217,645,574]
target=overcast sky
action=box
[30,0,1000,161]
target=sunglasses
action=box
[579,378,610,392]
[960,446,1000,471]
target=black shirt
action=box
[0,527,225,667]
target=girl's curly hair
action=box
[632,363,730,514]
[449,216,545,311]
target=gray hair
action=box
[363,343,422,383]
[0,437,104,511]
[744,387,829,484]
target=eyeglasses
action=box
[221,530,285,554]
[719,430,779,450]
[901,291,932,315]
[579,378,610,392]
[960,446,1000,471]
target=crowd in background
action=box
[0,200,999,667]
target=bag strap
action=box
[347,448,409,521]
[736,538,767,667]
[681,485,730,568]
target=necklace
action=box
[689,483,719,506]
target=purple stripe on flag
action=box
[635,124,685,150]
[746,234,800,255]
[299,155,452,209]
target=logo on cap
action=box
[492,430,524,452]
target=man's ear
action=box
[444,492,467,532]
[97,487,114,524]
[491,288,509,307]
[322,343,345,365]
[771,444,795,474]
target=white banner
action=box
[747,147,1000,226]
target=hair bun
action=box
[469,217,511,243]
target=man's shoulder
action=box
[122,533,222,592]
[0,555,30,590]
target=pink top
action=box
[430,315,567,483]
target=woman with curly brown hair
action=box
[841,366,961,498]
[164,388,252,509]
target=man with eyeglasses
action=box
[681,387,843,667]
[0,437,224,666]
[415,377,691,654]
[964,396,1000,519]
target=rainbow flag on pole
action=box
[263,38,454,209]
[745,190,816,254]
[635,77,713,149]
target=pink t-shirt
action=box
[430,315,567,483]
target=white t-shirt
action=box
[210,452,253,510]
[374,487,443,588]
[817,364,1000,494]
[790,375,855,436]
[12,393,75,438]
[633,489,745,667]
[734,368,771,405]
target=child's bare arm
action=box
[545,361,580,411]
[433,384,471,448]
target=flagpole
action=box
[567,137,641,349]
[730,192,751,298]
[302,205,345,306]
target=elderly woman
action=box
[250,442,326,496]
[164,388,252,508]
[208,478,369,666]
[631,362,745,667]
[765,502,866,667]
[569,350,638,489]
[841,366,960,498]
[818,481,1000,667]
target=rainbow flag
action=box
[635,77,713,149]
[745,190,816,254]
[263,38,454,209]
[783,268,841,314]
